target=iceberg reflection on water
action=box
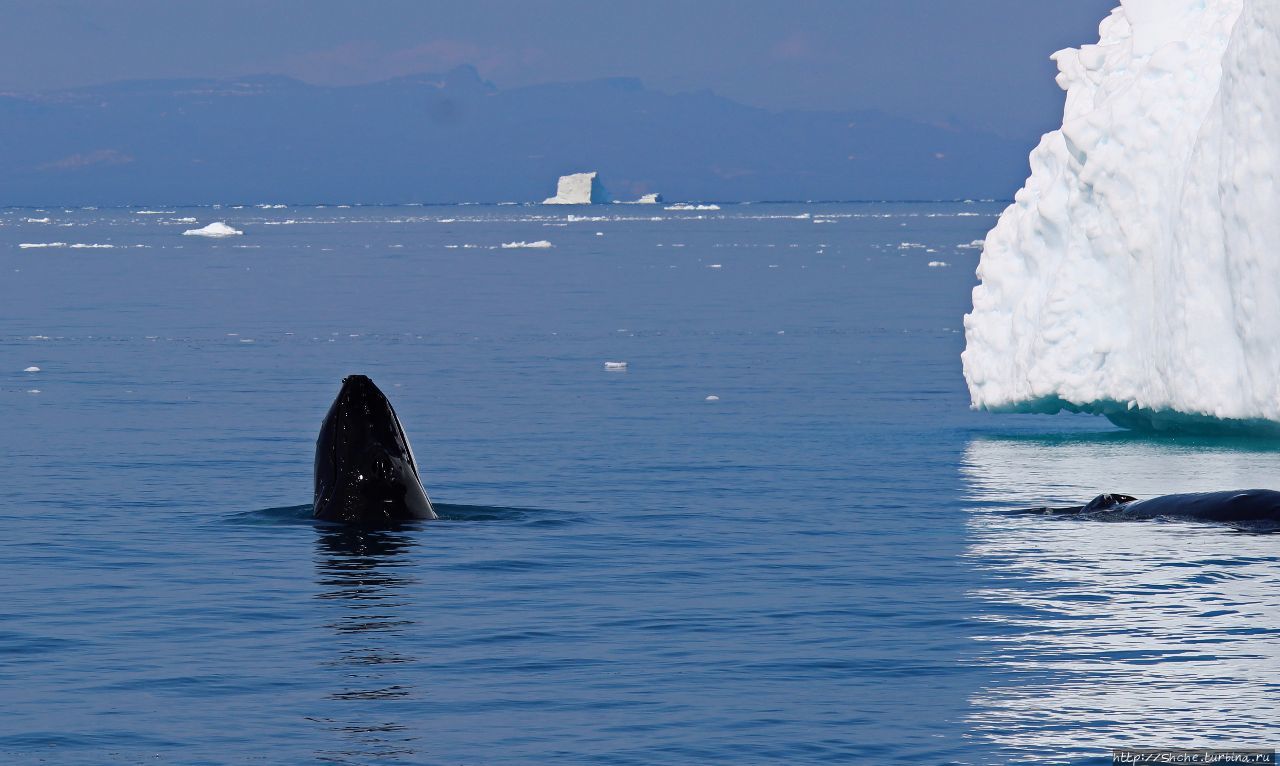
[961,435,1280,762]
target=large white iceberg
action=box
[963,0,1280,431]
[542,172,609,205]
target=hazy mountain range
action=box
[0,65,1032,206]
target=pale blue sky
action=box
[2,1,1115,138]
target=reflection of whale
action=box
[312,526,420,760]
[1018,489,1280,529]
[314,375,437,525]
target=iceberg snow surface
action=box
[183,221,243,238]
[963,0,1280,432]
[542,172,609,205]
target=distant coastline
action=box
[0,67,1029,207]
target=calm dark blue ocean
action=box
[2,203,1276,764]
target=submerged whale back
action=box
[314,375,436,524]
[1121,490,1280,523]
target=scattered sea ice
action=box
[501,240,553,249]
[23,366,40,372]
[928,261,949,268]
[705,395,720,401]
[604,361,628,371]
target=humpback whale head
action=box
[1082,493,1138,512]
[313,375,437,524]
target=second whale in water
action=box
[1034,490,1280,527]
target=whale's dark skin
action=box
[314,375,437,524]
[1032,490,1280,525]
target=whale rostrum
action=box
[314,375,437,524]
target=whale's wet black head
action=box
[1082,493,1138,512]
[314,375,437,525]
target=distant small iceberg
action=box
[604,361,628,371]
[501,240,553,249]
[619,193,662,205]
[183,222,243,238]
[543,172,609,205]
[665,203,720,211]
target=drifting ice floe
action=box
[665,204,720,211]
[19,243,67,249]
[542,172,609,205]
[963,0,1280,431]
[183,222,243,238]
[604,361,628,371]
[500,240,553,249]
[23,366,40,373]
[619,193,662,204]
